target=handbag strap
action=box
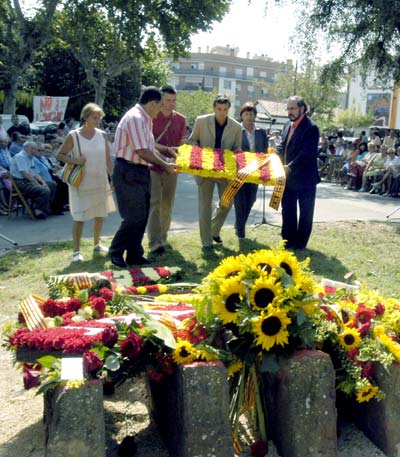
[74,131,82,157]
[155,115,173,143]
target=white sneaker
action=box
[94,244,109,253]
[72,252,84,262]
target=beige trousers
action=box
[195,175,232,247]
[147,170,178,251]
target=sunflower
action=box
[250,275,283,311]
[212,278,246,324]
[356,384,379,403]
[249,250,276,275]
[227,360,243,377]
[339,328,361,351]
[210,255,246,280]
[252,307,291,351]
[273,250,304,285]
[196,347,219,362]
[172,339,197,365]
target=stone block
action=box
[355,363,400,457]
[44,380,105,457]
[264,349,338,457]
[149,361,234,457]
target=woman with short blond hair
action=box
[57,103,115,262]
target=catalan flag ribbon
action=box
[176,145,286,210]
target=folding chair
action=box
[8,175,35,219]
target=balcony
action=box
[170,67,276,83]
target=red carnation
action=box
[99,287,113,301]
[61,312,75,326]
[23,364,41,389]
[147,369,164,383]
[120,332,144,360]
[83,351,103,375]
[355,304,376,324]
[358,321,371,337]
[250,439,268,456]
[347,348,360,361]
[89,296,106,318]
[65,298,83,313]
[41,298,59,317]
[375,303,385,315]
[361,362,375,381]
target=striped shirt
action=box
[114,104,155,165]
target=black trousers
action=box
[281,185,316,249]
[234,183,258,238]
[109,159,150,263]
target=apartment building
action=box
[166,46,292,115]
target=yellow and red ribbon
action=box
[176,145,286,210]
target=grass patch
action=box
[1,220,400,320]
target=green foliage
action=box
[176,88,218,126]
[334,107,375,130]
[270,60,343,124]
[285,0,400,83]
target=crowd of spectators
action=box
[318,127,400,198]
[0,115,117,217]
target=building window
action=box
[223,79,232,90]
[259,71,266,78]
[247,67,254,78]
[261,88,268,95]
[220,66,227,75]
[247,85,254,96]
[198,62,204,70]
[235,68,243,77]
[191,64,197,69]
[235,99,241,107]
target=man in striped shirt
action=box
[109,87,177,269]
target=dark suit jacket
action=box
[241,127,269,152]
[277,115,320,189]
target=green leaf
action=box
[260,352,280,373]
[105,354,120,371]
[297,308,307,326]
[144,320,176,349]
[37,355,58,369]
[76,289,89,303]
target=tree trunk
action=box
[94,76,107,108]
[2,75,19,114]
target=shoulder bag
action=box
[61,131,84,186]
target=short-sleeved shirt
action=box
[153,111,186,150]
[34,156,52,181]
[10,149,40,179]
[114,104,155,165]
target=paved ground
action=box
[1,177,400,248]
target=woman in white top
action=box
[57,103,115,262]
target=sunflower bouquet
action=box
[317,286,400,403]
[189,244,324,448]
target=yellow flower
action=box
[274,250,304,285]
[172,339,197,365]
[250,275,283,311]
[212,278,246,324]
[252,307,291,351]
[197,348,219,362]
[339,328,361,351]
[157,284,168,293]
[137,286,147,294]
[373,325,385,337]
[378,334,400,362]
[227,360,243,377]
[65,380,86,390]
[249,250,276,275]
[356,384,379,403]
[210,255,245,279]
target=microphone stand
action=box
[0,233,18,245]
[253,185,268,227]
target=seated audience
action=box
[9,141,53,219]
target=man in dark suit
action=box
[234,102,268,239]
[277,96,320,249]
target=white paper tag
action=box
[61,357,84,380]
